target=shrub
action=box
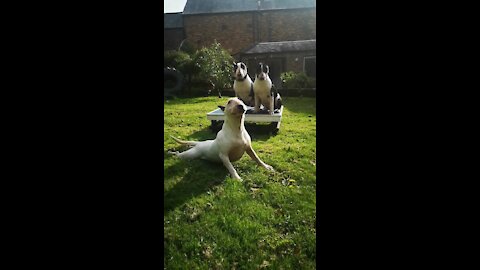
[280,71,316,88]
[164,50,192,73]
[163,41,234,96]
[192,41,234,93]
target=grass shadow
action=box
[245,123,279,141]
[164,155,228,213]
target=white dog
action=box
[169,97,274,180]
[253,62,274,114]
[233,62,255,107]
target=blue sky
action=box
[164,0,187,13]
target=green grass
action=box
[164,96,316,269]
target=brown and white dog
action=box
[233,62,255,107]
[169,97,274,181]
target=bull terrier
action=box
[253,62,274,114]
[233,62,255,107]
[169,97,274,181]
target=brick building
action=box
[240,39,316,86]
[164,13,185,51]
[164,0,316,86]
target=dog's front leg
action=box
[254,94,261,112]
[268,95,274,115]
[246,146,274,171]
[219,153,242,181]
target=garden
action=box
[164,41,316,98]
[164,42,317,269]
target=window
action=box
[304,56,316,78]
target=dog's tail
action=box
[170,135,198,146]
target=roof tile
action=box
[183,0,315,15]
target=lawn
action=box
[164,96,316,269]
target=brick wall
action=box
[183,8,315,55]
[183,13,255,55]
[257,9,316,42]
[164,28,185,51]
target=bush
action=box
[280,71,316,88]
[163,41,234,96]
[192,41,234,92]
[164,50,192,73]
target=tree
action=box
[193,41,233,96]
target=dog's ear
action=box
[256,62,263,74]
[218,105,225,111]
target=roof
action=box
[183,0,315,15]
[242,39,316,54]
[164,13,183,29]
